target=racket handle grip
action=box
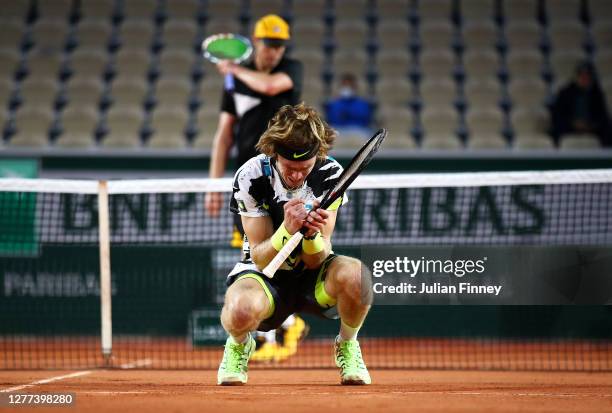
[224,74,235,90]
[262,231,304,278]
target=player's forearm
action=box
[250,239,280,270]
[232,66,287,96]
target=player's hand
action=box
[204,192,223,217]
[283,199,309,233]
[303,201,329,238]
[216,61,236,76]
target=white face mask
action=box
[340,86,354,98]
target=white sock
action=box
[339,320,361,342]
[281,314,295,329]
[263,330,276,343]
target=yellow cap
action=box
[253,14,290,41]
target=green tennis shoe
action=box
[334,337,371,385]
[217,334,256,385]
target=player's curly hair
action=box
[256,103,336,160]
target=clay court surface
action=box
[1,369,611,412]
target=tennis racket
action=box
[201,33,253,90]
[262,128,388,278]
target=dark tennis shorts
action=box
[226,254,339,332]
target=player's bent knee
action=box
[222,294,266,330]
[329,256,368,299]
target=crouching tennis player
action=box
[217,103,373,385]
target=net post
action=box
[98,180,113,365]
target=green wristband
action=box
[271,223,292,251]
[302,232,325,255]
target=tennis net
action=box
[1,170,611,370]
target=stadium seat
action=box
[501,0,538,21]
[332,50,369,80]
[464,79,501,111]
[505,21,542,53]
[333,20,368,51]
[74,19,112,51]
[383,131,418,150]
[377,19,411,51]
[378,106,413,139]
[154,77,192,109]
[3,0,31,20]
[63,78,103,111]
[417,0,453,22]
[250,0,286,19]
[550,51,587,86]
[465,108,504,142]
[291,19,326,50]
[0,21,25,51]
[506,51,544,81]
[198,77,223,107]
[0,50,20,81]
[156,50,195,79]
[193,107,218,148]
[290,49,325,81]
[162,20,198,51]
[511,107,553,139]
[548,21,585,54]
[545,0,581,22]
[163,0,201,20]
[595,51,612,77]
[69,50,108,79]
[590,0,612,19]
[10,107,53,147]
[117,19,154,51]
[513,134,555,149]
[468,134,508,149]
[333,133,369,150]
[560,134,602,149]
[419,78,456,108]
[462,51,500,80]
[37,0,74,19]
[79,0,115,20]
[419,21,454,52]
[377,0,411,20]
[113,49,151,79]
[291,0,326,19]
[420,107,460,148]
[462,21,498,52]
[108,77,148,108]
[121,0,159,20]
[376,50,412,80]
[592,22,612,53]
[375,77,413,108]
[24,51,64,81]
[102,106,145,148]
[19,77,59,110]
[300,78,325,109]
[0,79,13,112]
[461,0,496,22]
[419,50,456,80]
[148,108,189,149]
[56,107,98,147]
[31,19,69,53]
[508,78,548,110]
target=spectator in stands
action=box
[325,73,374,139]
[204,14,306,364]
[550,61,612,147]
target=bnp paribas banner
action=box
[19,183,612,246]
